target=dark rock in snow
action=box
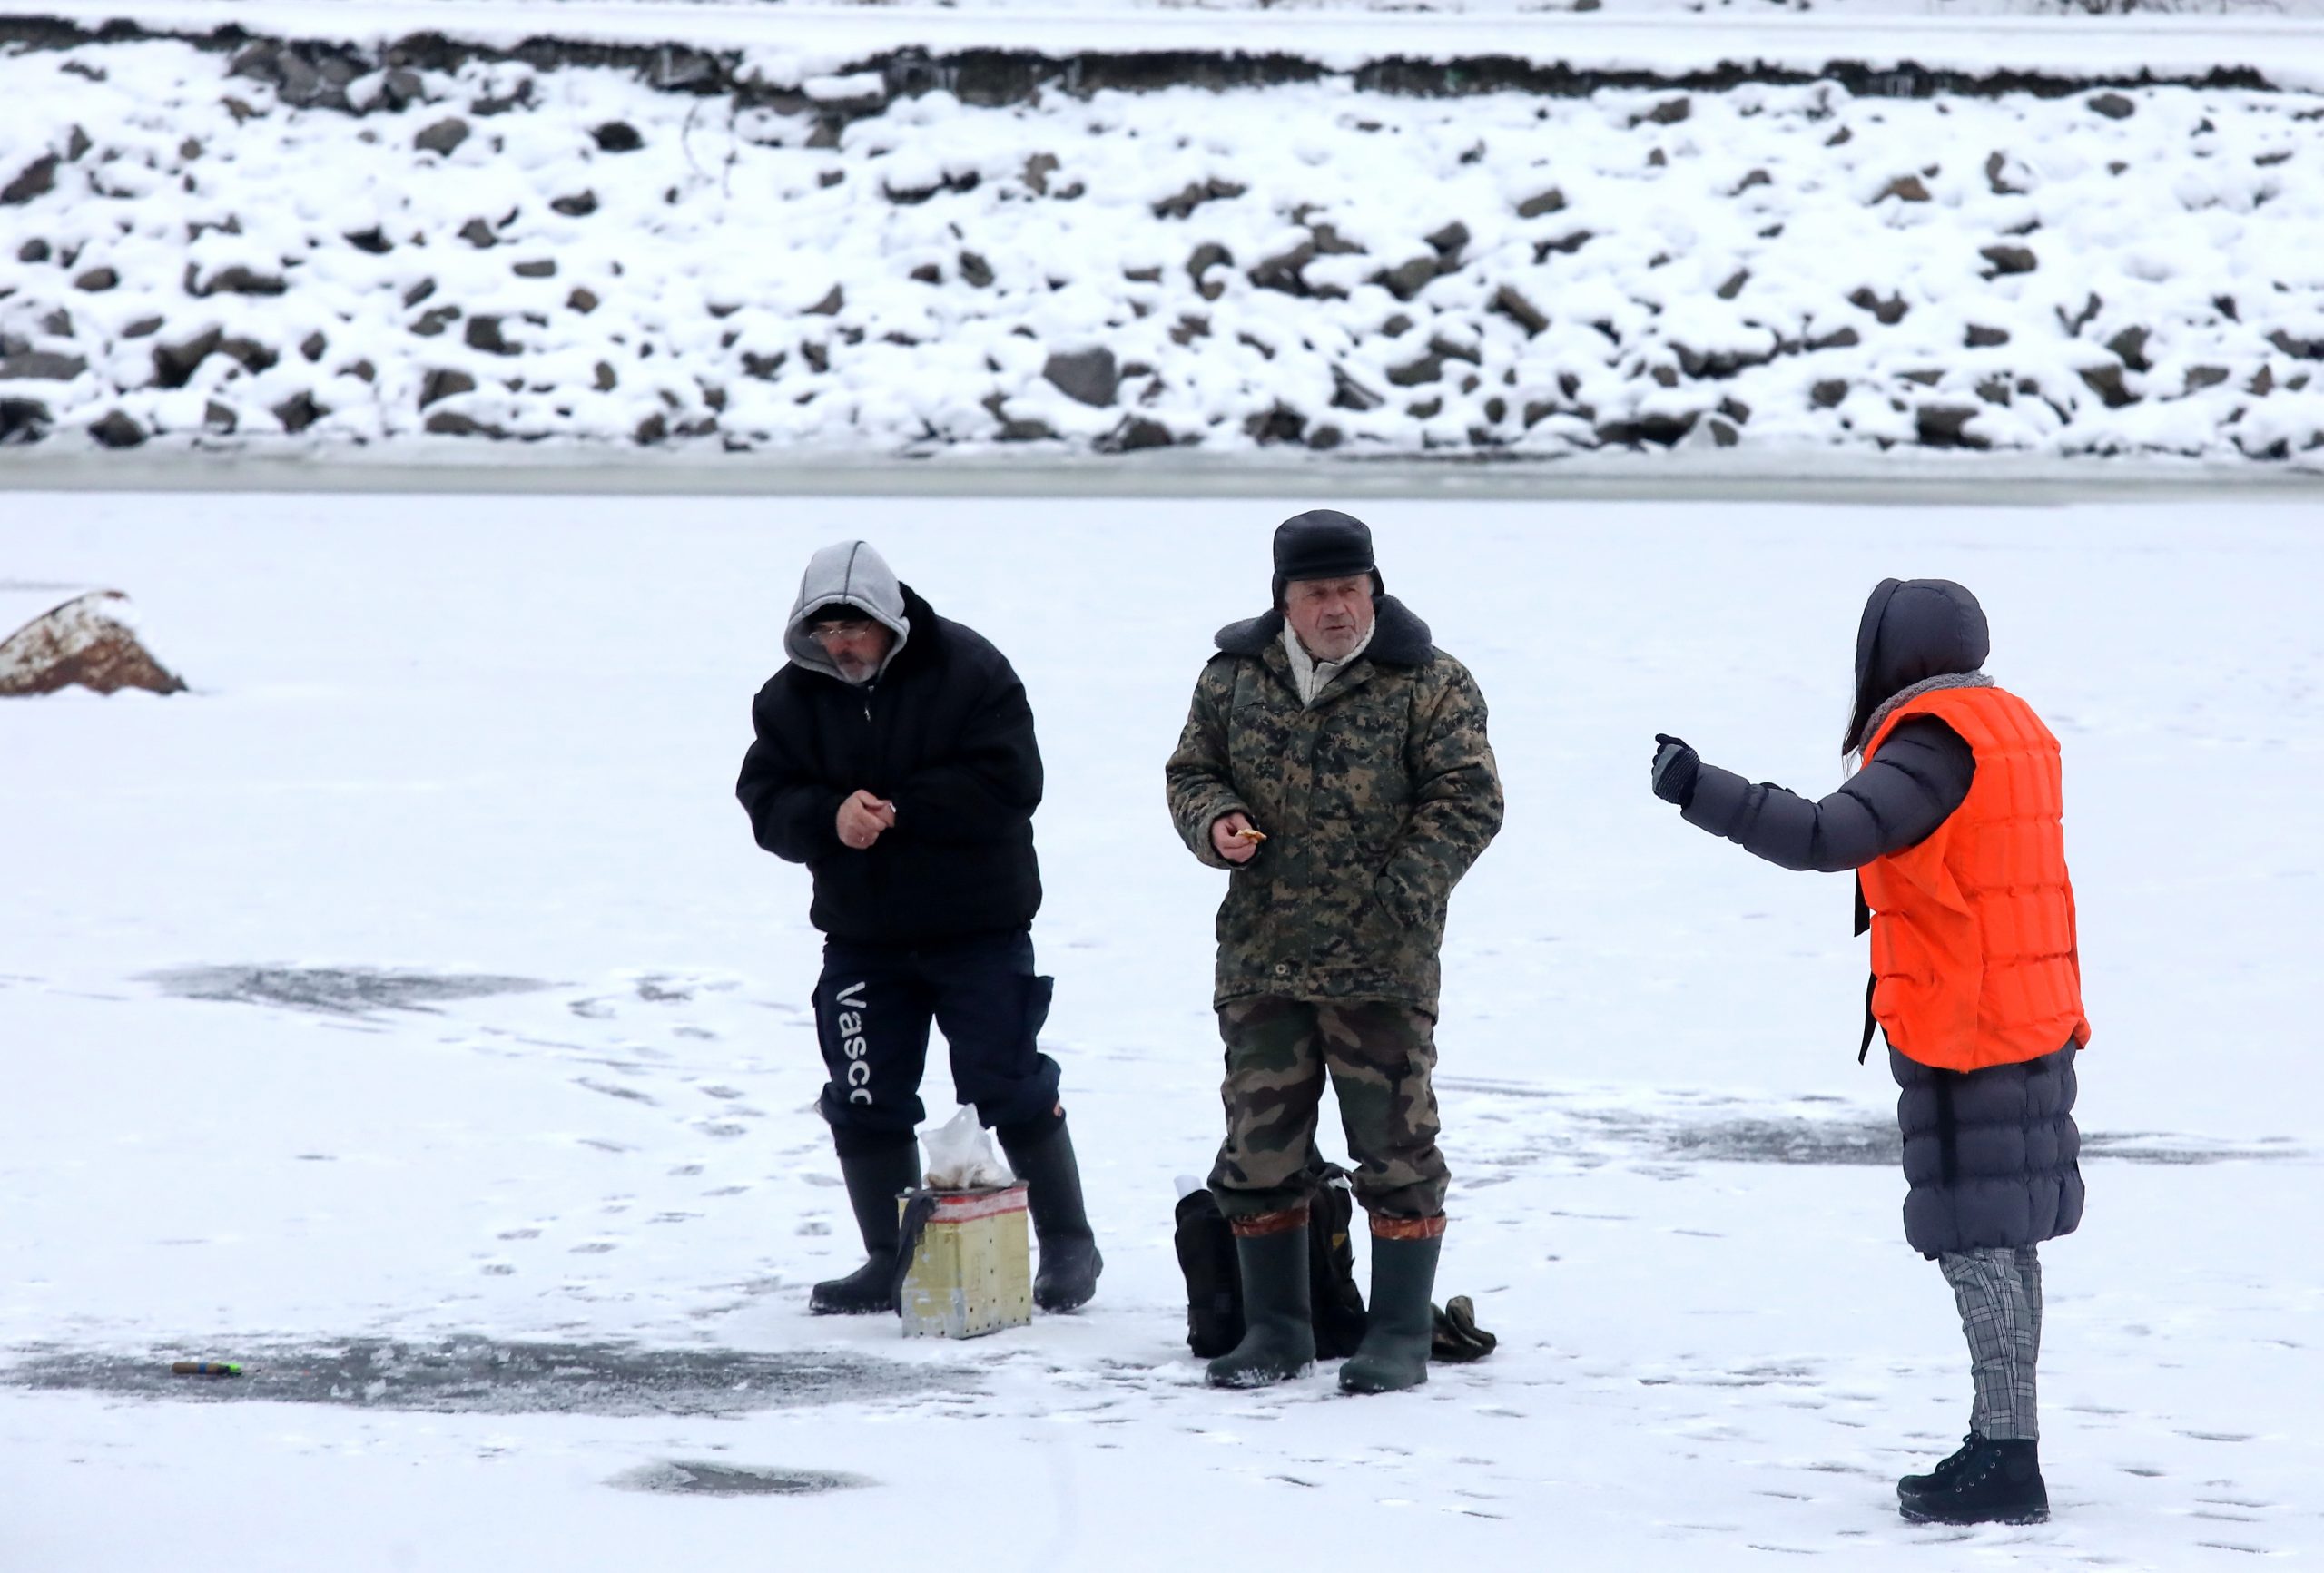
[1043,347,1118,408]
[1492,285,1549,336]
[1846,288,1909,326]
[1187,243,1233,300]
[89,410,147,448]
[551,191,598,217]
[1979,244,2038,277]
[74,267,118,292]
[1515,188,1564,219]
[0,398,52,444]
[0,351,86,380]
[271,391,327,434]
[465,316,516,355]
[194,266,287,297]
[594,122,645,153]
[419,369,477,408]
[1915,404,1986,448]
[415,118,471,156]
[1965,325,2012,349]
[1098,415,1176,452]
[3,154,60,205]
[1151,178,1246,220]
[2078,362,2138,408]
[1376,253,1441,301]
[2089,93,2137,121]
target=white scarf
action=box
[1282,618,1376,709]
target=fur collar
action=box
[1213,595,1434,667]
[1854,671,1994,757]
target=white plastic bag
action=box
[921,1105,1012,1191]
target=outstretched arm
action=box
[1651,717,1974,871]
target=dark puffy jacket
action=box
[1676,577,2083,1254]
[1894,1043,2083,1256]
[736,585,1042,944]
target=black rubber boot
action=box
[1897,1433,1983,1501]
[809,1143,921,1316]
[999,1117,1104,1312]
[1204,1214,1315,1389]
[1897,1437,2049,1525]
[1339,1229,1442,1395]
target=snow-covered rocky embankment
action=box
[5,32,2324,463]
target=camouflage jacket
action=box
[1164,595,1502,1018]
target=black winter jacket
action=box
[736,585,1043,944]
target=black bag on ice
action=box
[1174,1161,1369,1360]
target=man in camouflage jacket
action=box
[1165,509,1502,1393]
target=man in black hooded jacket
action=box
[737,540,1101,1316]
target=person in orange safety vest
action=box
[1649,577,2087,1529]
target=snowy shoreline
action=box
[7,24,2324,470]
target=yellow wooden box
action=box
[897,1184,1032,1340]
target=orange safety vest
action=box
[1860,683,2093,1073]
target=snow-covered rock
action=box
[0,589,187,696]
[5,33,2324,465]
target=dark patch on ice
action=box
[608,1460,873,1497]
[5,1336,967,1417]
[144,966,549,1017]
[1666,1118,2305,1167]
[1439,1082,2307,1167]
[1659,1116,1902,1166]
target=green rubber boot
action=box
[1339,1229,1442,1395]
[1205,1214,1315,1389]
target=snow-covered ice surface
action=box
[1,494,2318,1569]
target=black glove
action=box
[1650,733,1699,807]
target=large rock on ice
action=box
[0,590,188,696]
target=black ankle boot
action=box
[1205,1212,1315,1389]
[1897,1433,1983,1500]
[1898,1437,2048,1525]
[999,1116,1103,1312]
[810,1143,921,1316]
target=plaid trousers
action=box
[1939,1246,2044,1441]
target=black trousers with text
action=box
[812,927,1061,1157]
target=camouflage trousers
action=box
[1208,996,1448,1224]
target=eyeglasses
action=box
[808,620,879,645]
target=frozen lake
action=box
[0,491,2316,1569]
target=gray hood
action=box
[1842,577,1990,753]
[783,540,911,682]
